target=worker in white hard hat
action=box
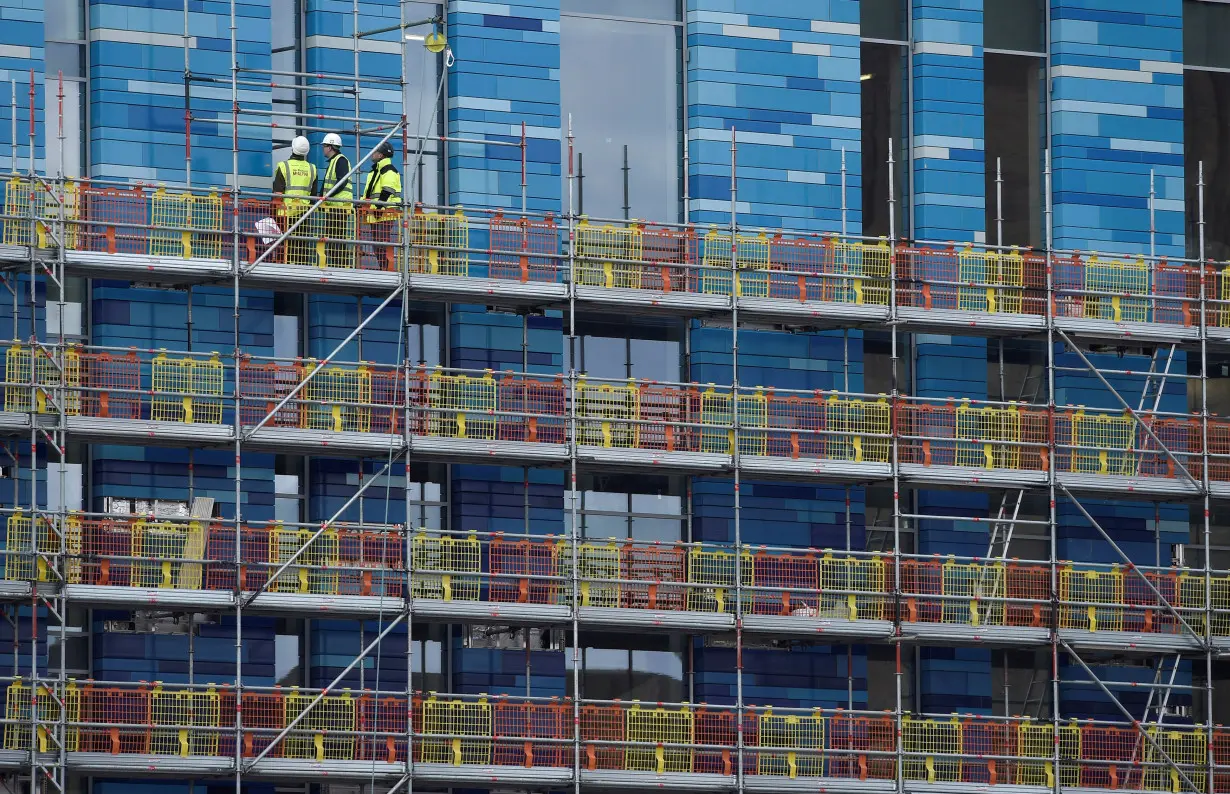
[320,133,355,267]
[272,135,318,265]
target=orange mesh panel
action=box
[1213,729,1230,793]
[489,535,560,604]
[765,393,825,459]
[896,246,958,310]
[237,357,303,428]
[78,684,151,754]
[335,527,404,597]
[368,368,404,435]
[766,234,830,302]
[1006,564,1051,627]
[749,550,819,616]
[77,518,135,586]
[489,212,560,283]
[1122,570,1180,635]
[1210,419,1230,484]
[238,691,284,759]
[694,707,736,776]
[827,714,896,781]
[1154,262,1199,327]
[621,542,687,610]
[492,699,569,768]
[1079,725,1147,791]
[497,374,566,444]
[79,185,149,256]
[80,350,142,419]
[900,559,943,624]
[635,385,697,452]
[237,198,282,265]
[896,400,1048,471]
[961,718,1014,785]
[356,694,407,763]
[639,226,697,293]
[579,705,624,770]
[204,525,271,591]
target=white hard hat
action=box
[291,136,310,156]
[322,132,342,148]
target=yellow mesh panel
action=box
[701,227,771,296]
[576,379,639,448]
[1070,410,1135,475]
[902,717,962,782]
[699,387,767,455]
[408,208,468,275]
[555,539,620,607]
[150,685,219,756]
[64,515,82,585]
[412,532,480,601]
[1059,566,1124,631]
[283,689,355,761]
[2,179,76,249]
[687,547,751,613]
[150,188,223,259]
[303,364,372,432]
[5,345,82,415]
[1143,727,1206,793]
[427,370,496,439]
[5,511,57,581]
[757,708,824,778]
[828,239,891,305]
[818,553,886,620]
[420,695,491,766]
[941,559,1005,626]
[131,520,202,589]
[1085,255,1149,322]
[3,679,79,752]
[152,352,223,424]
[958,246,1024,314]
[956,402,1021,469]
[826,395,890,463]
[575,220,643,288]
[1015,721,1056,787]
[319,206,356,268]
[626,703,694,774]
[268,525,340,594]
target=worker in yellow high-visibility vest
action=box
[320,132,354,267]
[272,135,318,265]
[363,141,402,270]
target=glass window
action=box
[44,0,85,41]
[1185,68,1230,259]
[984,53,1044,247]
[984,0,1044,53]
[561,15,681,221]
[562,0,678,21]
[861,0,907,42]
[573,643,685,702]
[861,43,906,239]
[44,43,83,78]
[1186,0,1230,69]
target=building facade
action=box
[0,0,1223,792]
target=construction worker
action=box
[272,135,318,265]
[363,141,402,270]
[320,132,354,267]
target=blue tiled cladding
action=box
[307,294,405,364]
[1059,657,1192,721]
[0,607,47,676]
[91,446,276,523]
[95,781,277,794]
[0,274,45,343]
[686,0,862,231]
[88,0,270,186]
[693,645,867,709]
[1050,0,1184,256]
[0,0,43,172]
[913,335,991,712]
[309,619,410,689]
[911,0,985,243]
[91,614,276,684]
[447,1,560,213]
[452,465,564,536]
[309,458,408,525]
[91,283,274,351]
[691,322,867,708]
[451,633,566,699]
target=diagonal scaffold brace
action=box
[1055,329,1202,493]
[1060,639,1205,794]
[240,611,407,771]
[1057,481,1207,647]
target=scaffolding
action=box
[0,3,1224,794]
